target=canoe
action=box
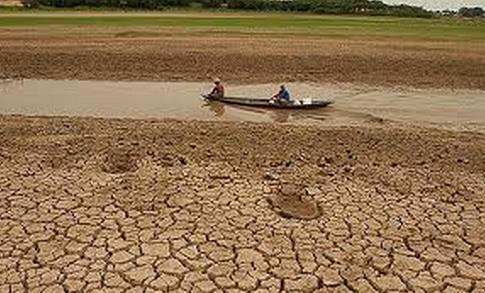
[202,95,333,109]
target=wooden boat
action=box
[202,95,333,109]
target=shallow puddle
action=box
[1,79,484,132]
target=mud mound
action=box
[114,31,162,38]
[101,147,140,174]
[267,184,321,220]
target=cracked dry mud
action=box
[0,115,484,292]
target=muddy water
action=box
[1,79,484,132]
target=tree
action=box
[458,7,484,17]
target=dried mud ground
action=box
[1,28,485,89]
[1,114,485,292]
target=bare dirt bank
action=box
[1,114,484,291]
[1,30,485,89]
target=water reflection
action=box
[268,110,291,123]
[204,101,225,117]
[1,79,485,132]
[204,100,331,123]
[0,79,24,94]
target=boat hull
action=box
[203,95,333,109]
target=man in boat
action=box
[272,84,290,103]
[208,78,225,98]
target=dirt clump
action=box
[114,31,163,38]
[101,145,141,174]
[267,184,322,220]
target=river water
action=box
[1,79,484,132]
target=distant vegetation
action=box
[458,7,484,18]
[1,10,484,41]
[20,0,434,18]
[227,0,434,17]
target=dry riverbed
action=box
[0,114,484,292]
[1,17,485,292]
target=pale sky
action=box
[383,0,485,10]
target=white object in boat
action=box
[302,98,312,105]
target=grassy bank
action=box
[0,11,484,41]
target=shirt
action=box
[278,88,290,100]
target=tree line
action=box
[227,0,433,17]
[22,0,468,18]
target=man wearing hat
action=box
[209,78,225,98]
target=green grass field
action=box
[0,10,484,41]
